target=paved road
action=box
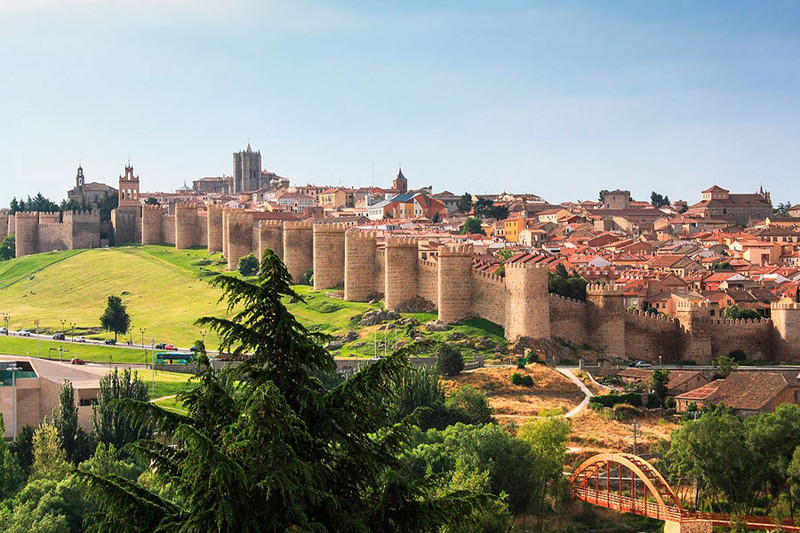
[2,329,206,353]
[557,366,594,418]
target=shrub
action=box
[589,392,642,409]
[520,375,534,387]
[516,357,527,369]
[301,268,314,285]
[445,385,493,425]
[237,254,259,276]
[612,403,640,421]
[511,373,523,386]
[436,344,464,376]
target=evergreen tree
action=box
[78,250,490,532]
[457,193,473,213]
[99,295,131,342]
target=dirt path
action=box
[557,367,594,418]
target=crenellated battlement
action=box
[438,243,474,257]
[586,282,625,295]
[14,212,39,219]
[550,292,586,305]
[505,260,548,270]
[710,317,771,326]
[258,220,283,228]
[625,307,677,323]
[419,259,438,270]
[772,302,800,310]
[175,202,200,212]
[385,235,418,248]
[472,268,505,285]
[346,229,378,240]
[313,222,351,233]
[284,220,313,230]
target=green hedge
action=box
[589,392,642,408]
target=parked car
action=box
[164,344,178,351]
[0,327,7,334]
[70,358,85,365]
[189,345,201,352]
[53,332,65,340]
[632,360,652,368]
[75,336,86,342]
[18,330,31,337]
[155,342,167,350]
[104,338,116,345]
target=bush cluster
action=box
[511,373,534,387]
[589,392,642,409]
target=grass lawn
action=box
[148,369,197,399]
[0,335,153,363]
[0,246,508,361]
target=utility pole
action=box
[35,319,39,358]
[7,364,21,441]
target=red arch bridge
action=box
[570,453,799,533]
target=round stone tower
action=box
[226,211,254,271]
[257,220,283,260]
[344,230,377,302]
[771,301,800,361]
[282,221,314,283]
[437,244,474,323]
[141,205,164,245]
[313,222,348,290]
[14,212,39,258]
[206,204,223,253]
[586,282,627,358]
[504,260,550,341]
[384,236,419,310]
[175,203,198,249]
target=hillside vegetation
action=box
[0,246,507,358]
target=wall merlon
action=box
[313,222,352,233]
[438,243,474,257]
[283,220,314,230]
[385,236,418,248]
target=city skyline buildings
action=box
[2,1,800,207]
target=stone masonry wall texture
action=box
[283,221,313,284]
[313,223,347,290]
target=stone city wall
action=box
[313,223,348,290]
[283,221,313,284]
[469,270,506,327]
[548,294,588,345]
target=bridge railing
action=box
[572,487,682,522]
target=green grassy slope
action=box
[0,246,508,359]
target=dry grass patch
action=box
[567,408,680,467]
[440,365,583,421]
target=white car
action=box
[0,327,7,334]
[18,330,31,337]
[633,360,652,368]
[75,336,86,342]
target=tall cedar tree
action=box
[78,249,490,532]
[99,295,131,341]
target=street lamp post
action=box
[140,328,147,363]
[2,313,8,334]
[7,364,21,441]
[70,321,76,341]
[35,319,40,358]
[60,319,66,336]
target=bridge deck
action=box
[573,487,800,531]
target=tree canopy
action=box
[99,296,131,341]
[78,250,491,532]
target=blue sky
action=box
[2,1,799,207]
